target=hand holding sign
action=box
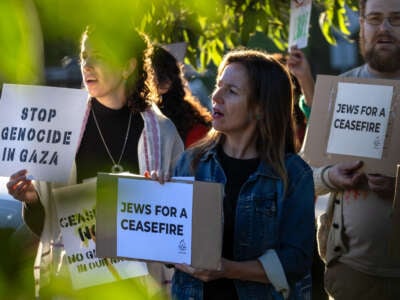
[174,263,224,282]
[6,169,39,204]
[144,169,171,185]
[366,174,395,199]
[326,161,365,190]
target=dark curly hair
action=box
[150,45,211,143]
[81,24,156,113]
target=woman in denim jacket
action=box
[171,49,315,300]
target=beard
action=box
[360,33,400,73]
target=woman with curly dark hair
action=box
[7,23,183,298]
[151,45,212,148]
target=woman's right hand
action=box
[6,169,39,204]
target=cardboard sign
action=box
[301,75,400,177]
[0,84,88,182]
[389,165,400,259]
[326,82,392,159]
[53,180,148,290]
[96,173,223,270]
[162,42,187,63]
[288,0,312,49]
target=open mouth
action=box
[212,108,224,118]
[375,35,395,45]
[85,78,97,85]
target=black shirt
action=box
[75,98,144,183]
[203,146,259,300]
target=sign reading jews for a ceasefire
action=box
[54,180,148,290]
[0,84,88,182]
[116,177,193,264]
[327,82,392,159]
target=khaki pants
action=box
[324,261,400,300]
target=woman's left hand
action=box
[174,258,230,282]
[144,169,170,184]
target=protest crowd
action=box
[1,0,400,299]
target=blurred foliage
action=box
[0,0,44,85]
[31,0,359,71]
[1,0,360,83]
[137,0,360,70]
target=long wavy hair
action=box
[150,45,211,142]
[81,24,156,113]
[192,49,296,190]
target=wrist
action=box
[322,166,338,190]
[224,260,238,280]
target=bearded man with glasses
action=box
[313,0,400,299]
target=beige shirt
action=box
[339,189,400,276]
[314,166,400,277]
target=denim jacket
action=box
[172,146,315,300]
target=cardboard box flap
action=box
[96,173,118,257]
[191,181,223,269]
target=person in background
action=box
[171,49,315,300]
[287,46,315,121]
[151,45,212,148]
[270,52,307,152]
[7,23,183,299]
[313,0,400,298]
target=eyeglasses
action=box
[364,13,400,27]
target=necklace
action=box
[91,107,132,173]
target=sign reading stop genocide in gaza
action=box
[0,84,88,182]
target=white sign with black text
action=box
[288,0,312,49]
[0,84,88,182]
[117,177,193,264]
[327,82,393,159]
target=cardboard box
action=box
[95,173,223,270]
[301,75,400,177]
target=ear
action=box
[122,58,137,79]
